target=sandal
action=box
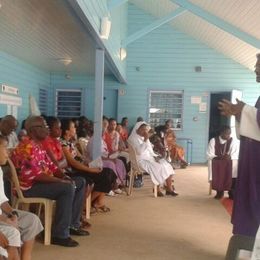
[81,219,92,229]
[153,188,164,197]
[157,191,164,197]
[90,207,98,215]
[94,205,111,213]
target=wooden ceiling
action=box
[130,0,260,71]
[0,0,99,74]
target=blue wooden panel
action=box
[0,52,51,125]
[75,0,128,79]
[51,74,121,120]
[118,4,259,163]
[171,0,260,49]
[103,89,118,119]
[0,2,259,165]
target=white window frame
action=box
[55,89,82,118]
[148,90,184,130]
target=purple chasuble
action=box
[232,96,260,237]
[211,137,232,191]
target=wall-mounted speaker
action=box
[194,66,202,72]
[100,17,111,40]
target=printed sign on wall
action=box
[1,84,19,95]
[0,94,22,106]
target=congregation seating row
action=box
[0,114,181,255]
[7,141,157,246]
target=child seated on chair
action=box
[0,134,43,260]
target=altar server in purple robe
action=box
[207,125,239,200]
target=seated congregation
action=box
[0,114,186,259]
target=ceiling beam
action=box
[171,0,260,49]
[122,7,186,47]
[66,0,127,84]
[108,0,128,11]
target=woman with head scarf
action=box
[128,121,178,196]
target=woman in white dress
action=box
[128,121,178,196]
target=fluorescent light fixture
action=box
[58,58,72,66]
[120,48,127,60]
[149,108,160,113]
[100,17,111,39]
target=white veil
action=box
[128,121,148,145]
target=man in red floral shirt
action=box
[12,116,88,247]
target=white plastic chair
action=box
[85,192,91,219]
[8,159,55,245]
[127,143,157,197]
[209,181,212,195]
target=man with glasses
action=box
[11,116,88,247]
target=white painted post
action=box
[92,49,105,160]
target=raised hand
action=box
[218,98,245,118]
[89,167,102,174]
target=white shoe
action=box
[114,188,123,194]
[107,190,116,196]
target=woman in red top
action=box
[120,117,129,142]
[42,117,93,227]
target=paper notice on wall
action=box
[0,94,22,106]
[199,102,207,112]
[191,96,201,104]
[2,84,19,95]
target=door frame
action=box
[207,90,232,144]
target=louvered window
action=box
[39,88,48,116]
[148,90,183,130]
[55,89,82,118]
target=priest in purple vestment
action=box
[218,53,260,239]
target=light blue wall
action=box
[118,4,259,163]
[0,52,51,123]
[1,3,259,164]
[75,0,128,79]
[51,73,121,120]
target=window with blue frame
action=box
[148,90,184,130]
[55,89,82,118]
